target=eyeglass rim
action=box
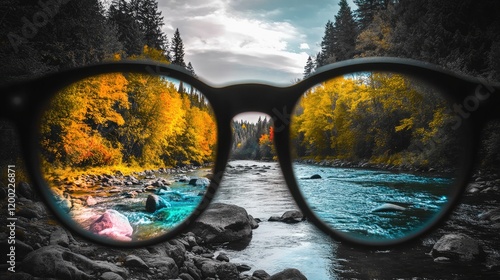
[2,56,496,248]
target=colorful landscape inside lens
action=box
[39,73,217,242]
[291,72,465,242]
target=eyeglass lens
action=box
[290,71,467,242]
[38,72,217,242]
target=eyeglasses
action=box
[2,57,499,248]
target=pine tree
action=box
[319,20,336,67]
[332,0,359,61]
[108,0,144,56]
[354,0,393,30]
[303,56,315,78]
[130,0,168,53]
[186,62,196,76]
[171,28,186,67]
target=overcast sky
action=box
[158,0,357,86]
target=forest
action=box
[298,0,500,170]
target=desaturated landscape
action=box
[1,0,500,279]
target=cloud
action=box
[300,43,310,50]
[158,0,309,84]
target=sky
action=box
[157,0,357,86]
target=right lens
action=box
[38,72,217,244]
[290,71,468,244]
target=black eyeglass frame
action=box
[2,57,499,248]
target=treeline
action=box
[304,0,500,79]
[292,73,460,169]
[40,47,216,169]
[0,0,195,84]
[301,0,500,169]
[231,118,275,160]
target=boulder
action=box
[145,194,171,213]
[371,203,406,213]
[310,174,322,179]
[124,254,149,269]
[217,262,239,280]
[269,268,307,280]
[50,228,70,247]
[89,209,133,241]
[280,210,305,223]
[21,245,127,279]
[190,203,252,245]
[253,269,271,279]
[431,233,485,262]
[189,178,211,187]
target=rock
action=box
[86,195,97,206]
[248,215,260,229]
[216,252,230,262]
[201,262,217,278]
[253,269,271,279]
[237,264,252,272]
[165,240,187,267]
[50,228,70,247]
[217,262,239,280]
[268,216,281,222]
[100,272,125,280]
[144,256,179,279]
[124,254,149,269]
[179,273,195,280]
[431,233,485,262]
[371,203,406,213]
[145,194,171,212]
[21,245,127,279]
[269,268,307,280]
[16,207,40,219]
[89,209,133,241]
[190,203,253,245]
[189,178,210,187]
[310,174,322,179]
[18,182,35,200]
[478,207,500,223]
[280,210,305,223]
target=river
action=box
[213,160,338,279]
[211,160,466,279]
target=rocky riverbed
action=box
[1,164,500,279]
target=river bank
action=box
[1,161,499,279]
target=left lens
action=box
[290,71,470,244]
[38,72,217,244]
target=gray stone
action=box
[431,233,485,262]
[253,269,271,280]
[50,228,70,247]
[217,262,239,280]
[100,272,124,280]
[190,203,253,245]
[269,268,307,280]
[280,210,305,223]
[124,254,149,269]
[21,245,127,279]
